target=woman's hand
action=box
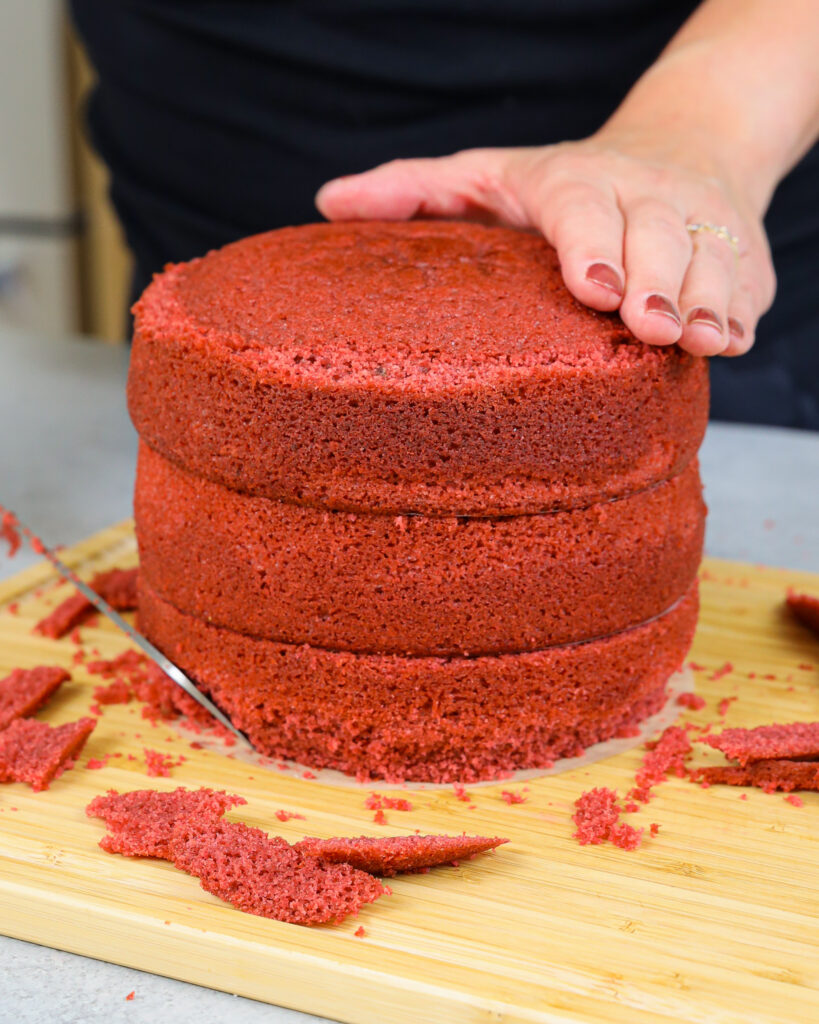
[316,137,776,357]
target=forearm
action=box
[600,0,819,213]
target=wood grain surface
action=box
[1,521,818,1024]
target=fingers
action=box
[315,150,526,224]
[724,240,776,356]
[536,180,626,312]
[317,148,772,359]
[617,199,691,346]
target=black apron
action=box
[70,0,819,428]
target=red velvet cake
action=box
[135,442,704,656]
[129,220,707,783]
[139,577,698,782]
[129,221,707,517]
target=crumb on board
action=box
[786,591,819,636]
[676,692,706,711]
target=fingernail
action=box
[645,294,681,326]
[686,307,724,334]
[728,317,745,340]
[586,262,623,296]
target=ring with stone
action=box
[686,221,740,257]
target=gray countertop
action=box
[1,326,818,1024]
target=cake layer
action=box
[138,579,699,784]
[128,221,708,516]
[135,441,705,656]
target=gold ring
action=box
[686,221,740,256]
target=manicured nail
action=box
[686,307,724,334]
[645,294,681,326]
[728,317,745,340]
[585,262,623,296]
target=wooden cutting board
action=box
[1,521,818,1024]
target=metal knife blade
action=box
[8,510,250,749]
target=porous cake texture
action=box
[130,221,707,783]
[139,578,698,783]
[129,221,707,517]
[136,442,704,657]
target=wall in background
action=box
[67,19,132,343]
[0,1,131,343]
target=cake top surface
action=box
[134,221,680,389]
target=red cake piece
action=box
[692,760,819,792]
[91,568,139,610]
[136,443,704,656]
[630,725,692,804]
[86,786,247,858]
[676,692,706,711]
[168,820,386,925]
[294,834,508,876]
[572,788,622,845]
[34,593,93,640]
[787,592,819,636]
[0,666,70,729]
[33,568,139,640]
[1,508,21,557]
[609,822,645,851]
[139,579,698,783]
[0,717,95,790]
[129,222,707,517]
[703,723,819,766]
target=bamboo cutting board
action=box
[1,521,818,1024]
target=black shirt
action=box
[71,0,819,427]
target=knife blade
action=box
[6,510,250,749]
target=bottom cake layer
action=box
[139,580,699,784]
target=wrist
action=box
[596,44,787,218]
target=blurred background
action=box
[0,1,130,344]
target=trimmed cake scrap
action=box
[34,568,139,640]
[86,787,247,858]
[0,666,70,730]
[0,717,95,791]
[168,820,386,926]
[703,722,819,766]
[294,834,508,876]
[692,760,819,793]
[787,592,819,637]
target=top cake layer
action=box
[129,221,708,515]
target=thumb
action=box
[315,149,528,224]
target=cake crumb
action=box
[143,748,174,778]
[501,789,527,805]
[572,788,621,846]
[125,991,135,1001]
[629,726,692,804]
[676,693,706,711]
[354,925,366,937]
[274,810,306,822]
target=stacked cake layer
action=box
[129,221,708,782]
